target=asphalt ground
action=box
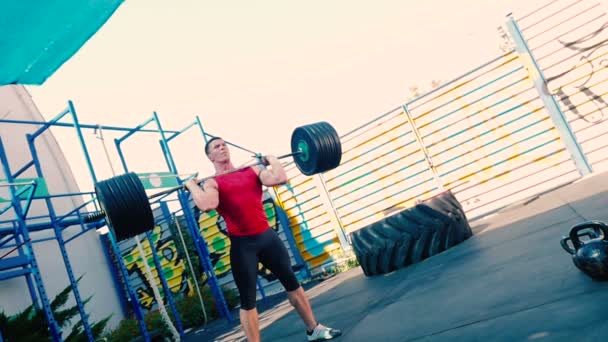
[186,171,608,341]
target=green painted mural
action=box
[118,193,311,310]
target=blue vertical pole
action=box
[176,191,234,322]
[155,113,234,322]
[26,135,95,342]
[505,14,592,176]
[274,204,312,280]
[14,232,39,307]
[153,112,177,176]
[0,138,61,342]
[73,100,151,339]
[159,201,173,225]
[195,116,209,143]
[256,278,267,304]
[107,232,151,342]
[114,138,129,175]
[99,234,129,316]
[68,101,98,183]
[113,130,184,335]
[114,116,155,174]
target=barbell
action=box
[89,121,342,241]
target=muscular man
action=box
[184,137,341,342]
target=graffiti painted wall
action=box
[321,108,441,234]
[114,190,310,311]
[272,169,345,272]
[408,50,580,220]
[117,224,188,311]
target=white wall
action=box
[0,85,124,333]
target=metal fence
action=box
[277,0,608,265]
[518,0,608,172]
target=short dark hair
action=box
[205,136,223,155]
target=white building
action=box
[0,85,124,333]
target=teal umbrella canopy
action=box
[0,0,124,85]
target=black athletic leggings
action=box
[229,228,301,310]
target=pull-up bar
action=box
[0,118,181,135]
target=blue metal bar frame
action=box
[55,196,97,224]
[12,160,35,178]
[154,112,234,322]
[0,138,61,341]
[0,118,181,135]
[3,216,101,234]
[107,231,151,342]
[0,268,32,281]
[68,101,99,184]
[115,117,155,145]
[33,191,96,200]
[20,183,38,219]
[157,114,234,321]
[274,204,312,280]
[166,121,198,142]
[1,236,61,247]
[28,236,58,244]
[0,228,16,248]
[26,134,95,341]
[195,116,209,144]
[0,182,36,218]
[113,113,186,334]
[29,109,70,140]
[159,202,173,226]
[1,100,188,341]
[99,234,129,317]
[0,214,52,224]
[113,116,154,173]
[506,14,592,176]
[256,278,268,305]
[13,231,38,308]
[63,226,100,245]
[197,114,256,154]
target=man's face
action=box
[207,139,230,163]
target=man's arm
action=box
[184,178,219,212]
[255,155,288,187]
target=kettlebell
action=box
[560,220,608,280]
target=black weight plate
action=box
[94,173,155,241]
[291,124,320,176]
[94,181,118,238]
[104,176,133,241]
[315,122,342,172]
[291,122,342,176]
[302,123,330,173]
[114,173,154,240]
[95,178,129,241]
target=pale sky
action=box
[27,0,551,191]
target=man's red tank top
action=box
[214,167,269,236]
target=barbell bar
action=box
[88,121,342,241]
[146,150,303,201]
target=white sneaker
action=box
[306,323,342,341]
